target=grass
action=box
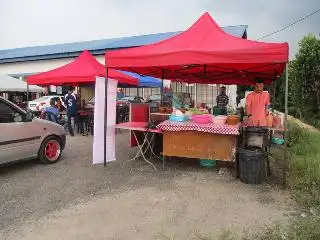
[287,122,320,209]
[251,121,320,240]
[211,121,320,240]
[162,122,320,240]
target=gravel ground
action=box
[0,131,294,239]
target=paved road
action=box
[0,132,292,239]
[0,132,163,233]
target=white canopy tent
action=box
[0,74,44,93]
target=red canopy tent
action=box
[27,50,138,86]
[105,12,288,85]
[104,12,290,185]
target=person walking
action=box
[78,99,88,136]
[64,87,77,136]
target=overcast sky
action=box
[0,0,319,58]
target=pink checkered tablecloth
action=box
[157,120,240,135]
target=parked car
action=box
[28,95,66,112]
[145,94,171,106]
[0,97,66,165]
[83,96,144,109]
[84,97,95,109]
[117,96,144,105]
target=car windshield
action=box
[148,95,161,101]
[120,97,134,101]
[89,97,95,103]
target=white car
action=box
[0,97,66,165]
[28,95,66,112]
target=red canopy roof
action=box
[27,50,138,86]
[105,13,289,85]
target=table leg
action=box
[130,131,157,170]
[130,131,148,161]
[162,156,166,171]
[144,133,162,161]
[141,132,154,157]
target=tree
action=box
[290,34,320,121]
[274,34,320,126]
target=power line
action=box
[257,8,320,40]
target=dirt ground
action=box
[1,131,294,240]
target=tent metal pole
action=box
[195,84,197,106]
[160,70,164,106]
[272,81,276,108]
[190,84,193,104]
[104,68,109,167]
[26,83,29,105]
[212,85,214,110]
[136,88,139,97]
[283,63,289,187]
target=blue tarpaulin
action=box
[121,71,162,88]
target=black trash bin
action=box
[238,148,266,184]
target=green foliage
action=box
[251,123,320,240]
[288,124,320,208]
[274,34,320,128]
[252,216,320,240]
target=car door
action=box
[0,99,40,164]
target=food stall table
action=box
[157,120,240,166]
[115,122,163,170]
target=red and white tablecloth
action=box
[157,120,240,135]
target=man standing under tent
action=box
[216,86,229,115]
[246,79,270,127]
[64,86,77,136]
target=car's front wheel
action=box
[38,136,62,164]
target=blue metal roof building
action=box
[0,25,247,64]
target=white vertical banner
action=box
[92,77,118,165]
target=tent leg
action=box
[160,71,164,106]
[104,67,109,167]
[212,85,214,110]
[26,84,29,107]
[283,63,289,187]
[195,84,197,106]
